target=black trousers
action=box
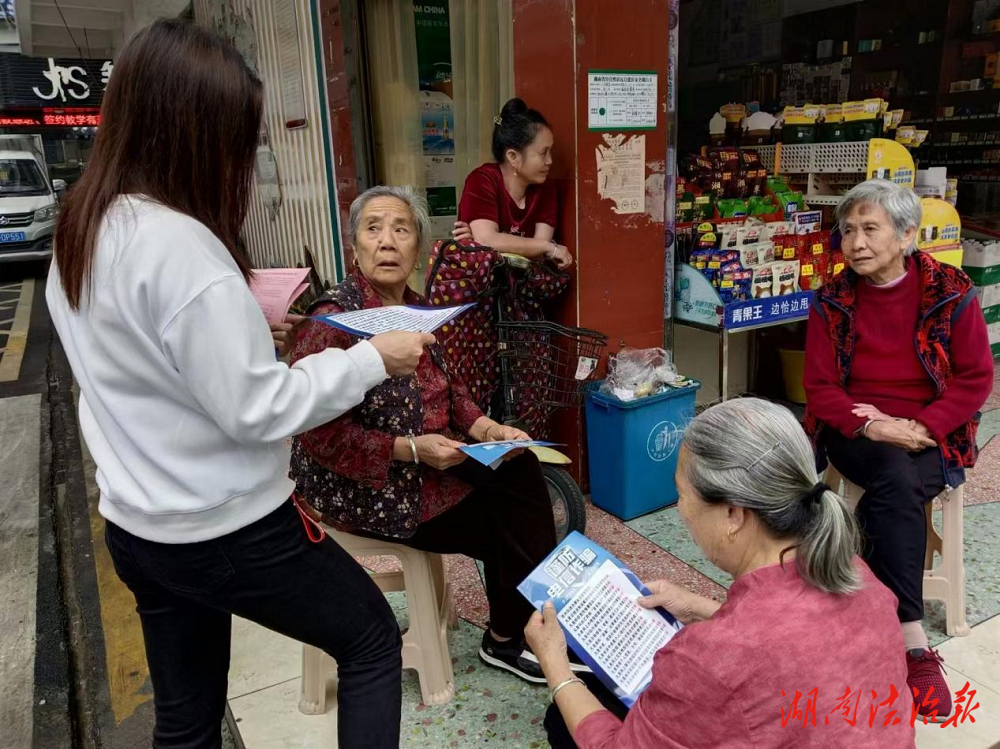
[105,500,402,749]
[823,428,946,622]
[544,673,630,748]
[367,452,558,638]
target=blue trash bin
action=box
[585,381,700,520]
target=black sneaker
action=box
[478,630,547,683]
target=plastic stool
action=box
[823,464,969,637]
[299,528,457,714]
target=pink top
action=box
[575,559,915,748]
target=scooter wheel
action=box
[542,465,587,542]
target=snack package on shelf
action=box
[773,260,801,296]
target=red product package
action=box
[830,251,847,277]
[800,254,829,290]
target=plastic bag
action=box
[601,347,687,401]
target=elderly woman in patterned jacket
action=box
[290,185,587,684]
[803,179,994,718]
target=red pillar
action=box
[514,0,671,484]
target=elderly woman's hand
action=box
[524,602,572,684]
[867,419,936,452]
[638,579,720,624]
[413,434,468,470]
[852,403,894,423]
[483,423,531,442]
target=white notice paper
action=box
[596,134,646,214]
[558,559,678,695]
[314,303,475,338]
[588,70,658,130]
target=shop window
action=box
[362,0,513,260]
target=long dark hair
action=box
[55,19,263,310]
[491,97,549,163]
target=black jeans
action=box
[366,452,557,638]
[105,500,402,749]
[823,428,946,622]
[544,673,630,748]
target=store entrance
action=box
[672,0,989,405]
[353,0,513,284]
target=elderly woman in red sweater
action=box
[803,179,993,717]
[527,398,914,748]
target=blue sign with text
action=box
[724,291,814,330]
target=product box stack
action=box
[962,239,1000,357]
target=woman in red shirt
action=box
[454,97,572,269]
[526,398,914,748]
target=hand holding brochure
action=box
[518,532,682,706]
[314,303,475,338]
[458,440,562,470]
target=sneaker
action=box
[522,645,594,676]
[906,648,952,721]
[478,630,546,683]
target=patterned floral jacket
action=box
[805,251,982,487]
[289,272,483,538]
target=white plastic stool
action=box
[298,527,458,714]
[823,464,969,636]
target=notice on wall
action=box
[596,134,645,214]
[588,70,657,131]
[274,0,307,128]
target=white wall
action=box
[194,0,343,285]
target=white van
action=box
[0,136,66,264]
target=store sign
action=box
[0,53,111,109]
[724,291,813,330]
[0,108,101,128]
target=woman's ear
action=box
[505,148,521,170]
[900,225,917,252]
[728,504,749,535]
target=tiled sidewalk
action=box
[230,369,1000,747]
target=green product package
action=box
[717,198,749,218]
[820,122,847,142]
[768,177,792,194]
[777,191,804,218]
[693,195,713,220]
[782,124,816,143]
[845,120,879,141]
[748,195,778,216]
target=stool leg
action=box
[942,488,970,637]
[298,643,329,715]
[430,553,458,630]
[402,550,455,705]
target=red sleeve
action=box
[917,293,995,441]
[533,179,559,229]
[458,166,501,225]
[803,306,867,438]
[290,306,395,486]
[450,375,484,435]
[573,647,751,749]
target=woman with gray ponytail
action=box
[528,399,913,748]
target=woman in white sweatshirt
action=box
[45,19,431,749]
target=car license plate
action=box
[0,231,26,243]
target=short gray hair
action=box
[348,185,432,257]
[682,398,861,595]
[835,179,922,256]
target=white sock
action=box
[901,620,929,652]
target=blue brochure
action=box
[313,302,475,338]
[458,440,562,469]
[518,532,683,707]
